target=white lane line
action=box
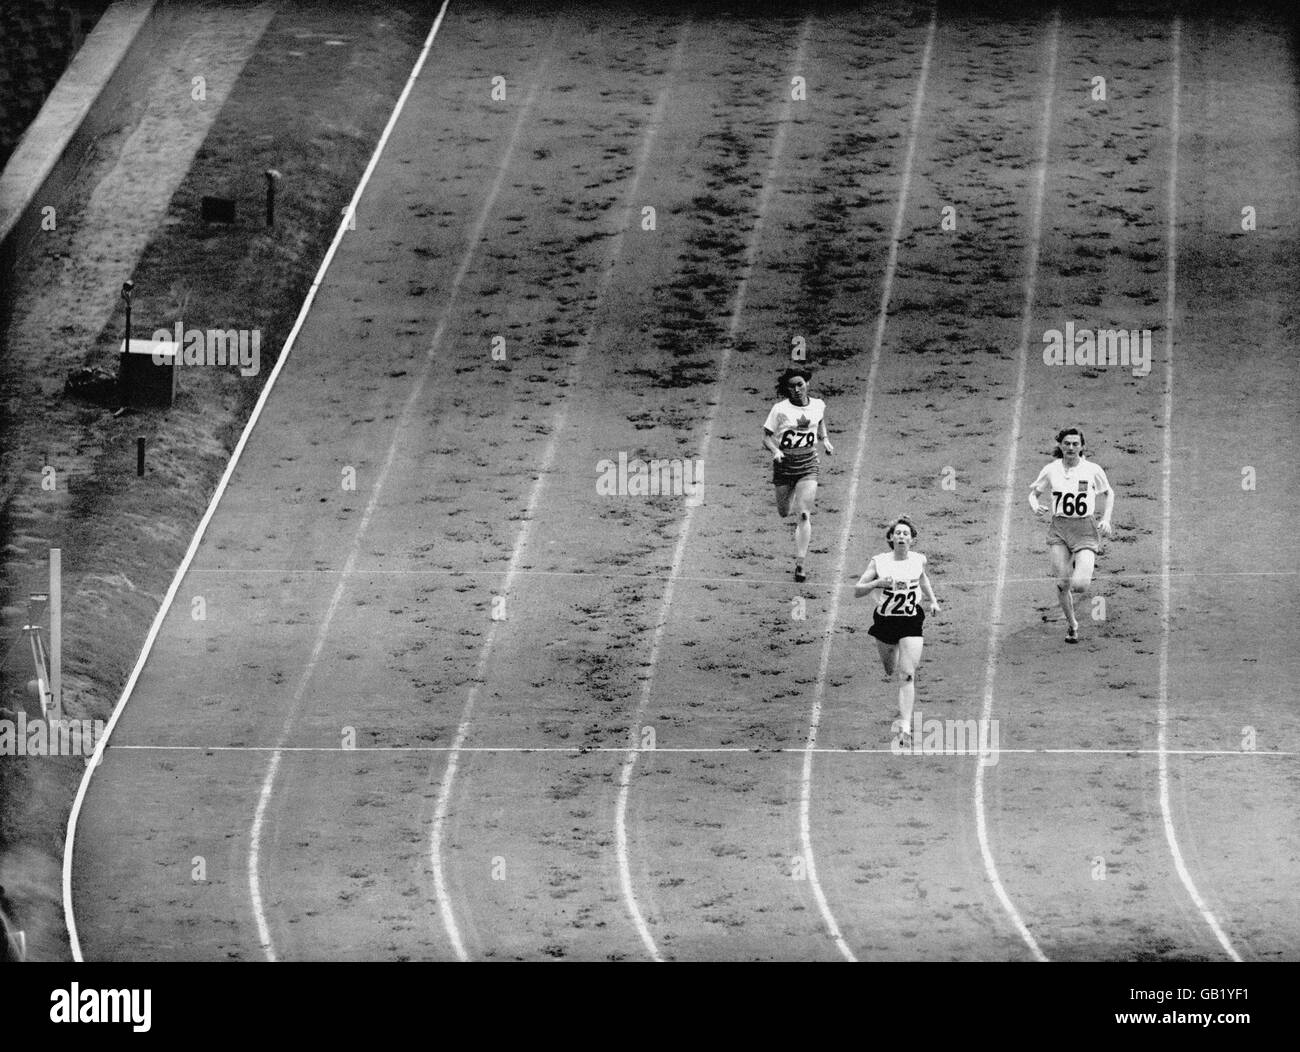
[971,9,1060,965]
[798,6,937,965]
[60,0,456,964]
[1155,17,1242,963]
[114,745,1300,758]
[613,20,812,964]
[427,27,691,963]
[247,41,550,964]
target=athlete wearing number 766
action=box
[1028,427,1114,643]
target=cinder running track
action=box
[67,1,1300,961]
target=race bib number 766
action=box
[1052,489,1090,518]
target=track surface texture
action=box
[69,1,1299,961]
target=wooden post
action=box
[122,281,133,345]
[50,548,61,720]
[265,169,281,227]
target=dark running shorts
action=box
[773,450,819,485]
[868,609,925,645]
[1046,515,1100,554]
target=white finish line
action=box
[108,745,1296,757]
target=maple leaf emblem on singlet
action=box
[795,414,810,429]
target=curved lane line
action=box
[971,9,1060,965]
[427,27,691,962]
[246,40,550,962]
[613,19,812,963]
[798,5,937,965]
[1154,17,1241,962]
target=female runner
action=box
[854,516,940,747]
[1027,427,1114,642]
[762,366,833,583]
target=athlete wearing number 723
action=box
[1027,427,1114,643]
[854,516,940,748]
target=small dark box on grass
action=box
[201,195,236,223]
[119,338,178,407]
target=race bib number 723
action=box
[880,586,919,617]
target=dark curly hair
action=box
[776,366,814,398]
[1053,427,1085,459]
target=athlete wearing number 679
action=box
[763,367,833,584]
[854,517,940,748]
[1028,427,1114,643]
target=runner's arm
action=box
[853,561,880,598]
[1028,473,1050,515]
[919,568,940,614]
[818,413,833,456]
[763,427,783,461]
[1096,487,1114,535]
[1092,466,1114,534]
